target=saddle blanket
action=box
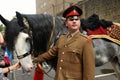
[90,35,120,45]
[87,22,120,45]
[107,22,120,41]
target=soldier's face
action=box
[66,16,81,33]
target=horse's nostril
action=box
[30,67,33,70]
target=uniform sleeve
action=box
[33,44,58,63]
[83,41,95,80]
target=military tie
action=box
[67,34,72,41]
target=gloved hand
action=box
[32,58,39,63]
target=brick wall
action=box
[36,0,78,16]
[78,0,120,23]
[36,0,55,15]
[36,0,120,23]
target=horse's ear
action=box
[16,11,30,30]
[16,11,25,27]
[0,14,9,26]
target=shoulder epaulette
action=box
[80,34,92,42]
[80,33,88,38]
[57,32,67,38]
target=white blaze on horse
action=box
[0,15,33,72]
[15,32,33,71]
[0,12,120,80]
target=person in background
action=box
[0,62,21,80]
[0,32,21,80]
[0,32,13,67]
[0,61,20,74]
[0,32,11,80]
[0,32,4,45]
[33,5,95,80]
[0,32,7,64]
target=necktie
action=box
[67,34,72,41]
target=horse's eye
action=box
[26,37,30,42]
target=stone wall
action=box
[78,0,120,23]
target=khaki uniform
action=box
[35,32,95,80]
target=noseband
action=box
[17,51,31,59]
[16,17,33,59]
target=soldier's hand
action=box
[32,58,39,63]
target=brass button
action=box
[60,59,63,62]
[59,67,62,70]
[64,45,67,47]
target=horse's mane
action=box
[19,14,67,69]
[5,18,22,51]
[22,14,67,57]
[23,14,53,55]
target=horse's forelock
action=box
[5,19,21,51]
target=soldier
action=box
[33,5,95,80]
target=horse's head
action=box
[0,14,33,72]
[15,12,67,56]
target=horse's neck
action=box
[49,25,67,47]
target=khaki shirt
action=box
[66,30,79,41]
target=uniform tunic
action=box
[34,32,95,80]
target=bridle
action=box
[15,17,33,59]
[15,31,32,59]
[17,51,31,59]
[47,16,56,49]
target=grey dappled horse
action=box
[0,12,120,79]
[81,14,120,79]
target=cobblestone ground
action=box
[95,62,118,80]
[7,62,118,80]
[7,53,55,80]
[8,65,55,80]
[7,53,118,80]
[8,68,55,80]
